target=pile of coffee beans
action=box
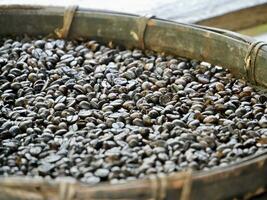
[0,37,267,184]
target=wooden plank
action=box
[196,3,267,31]
[137,0,267,24]
[238,23,267,42]
[240,24,267,36]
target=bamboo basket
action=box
[0,4,267,200]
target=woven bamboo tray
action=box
[0,4,267,200]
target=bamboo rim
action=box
[0,4,266,199]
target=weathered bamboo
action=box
[0,152,267,200]
[0,5,266,87]
[0,4,267,200]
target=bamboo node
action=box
[158,174,168,200]
[137,15,155,50]
[59,180,76,200]
[55,5,78,39]
[149,174,167,200]
[244,41,267,85]
[180,169,193,200]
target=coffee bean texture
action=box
[0,37,267,184]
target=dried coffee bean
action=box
[215,82,224,91]
[95,168,109,178]
[66,115,79,124]
[54,103,66,111]
[203,116,218,124]
[29,146,42,156]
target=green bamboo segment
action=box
[0,6,266,87]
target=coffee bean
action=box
[66,115,79,124]
[112,122,125,129]
[159,94,171,106]
[155,80,167,88]
[79,101,90,109]
[215,82,224,91]
[95,168,109,178]
[44,154,62,163]
[197,74,209,84]
[9,125,20,136]
[203,116,218,124]
[54,103,66,111]
[259,117,267,128]
[78,110,92,118]
[188,120,200,128]
[38,163,55,175]
[29,146,42,156]
[28,73,38,82]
